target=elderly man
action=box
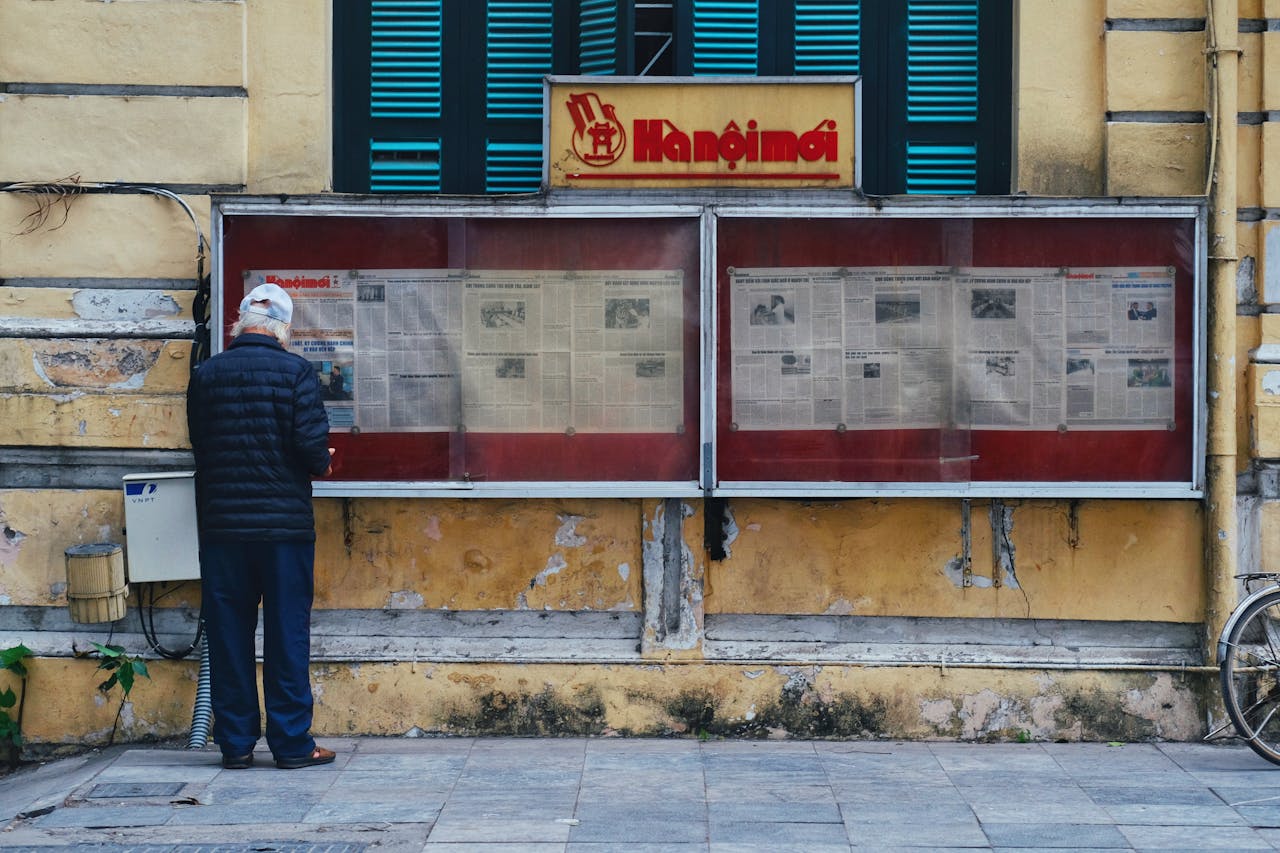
[186,282,335,770]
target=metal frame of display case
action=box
[213,196,1205,499]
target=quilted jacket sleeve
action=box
[292,362,332,476]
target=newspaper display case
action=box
[214,202,705,497]
[712,204,1204,498]
[213,199,1203,499]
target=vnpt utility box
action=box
[122,472,202,582]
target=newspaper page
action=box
[846,267,953,429]
[244,271,356,429]
[569,271,685,432]
[729,267,843,429]
[728,264,1176,433]
[951,268,1065,429]
[346,270,465,431]
[459,270,683,432]
[729,267,952,430]
[1062,267,1176,428]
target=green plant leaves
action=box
[0,644,32,678]
[93,643,150,700]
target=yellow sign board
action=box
[546,77,859,189]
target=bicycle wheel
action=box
[1221,589,1280,765]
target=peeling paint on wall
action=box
[554,514,587,548]
[72,290,180,320]
[33,341,163,389]
[0,517,27,568]
[533,554,567,587]
[720,502,740,558]
[387,590,424,609]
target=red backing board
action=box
[221,215,702,482]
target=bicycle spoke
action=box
[1256,703,1280,736]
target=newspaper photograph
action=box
[729,265,1177,433]
[249,268,684,435]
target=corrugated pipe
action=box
[186,633,212,750]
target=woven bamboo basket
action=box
[65,543,128,623]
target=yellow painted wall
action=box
[313,499,642,612]
[0,659,1207,748]
[706,499,1203,622]
[0,0,1262,749]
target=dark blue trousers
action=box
[199,540,317,761]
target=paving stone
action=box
[435,799,579,822]
[343,753,468,774]
[92,765,222,784]
[428,845,565,852]
[1117,822,1273,849]
[574,801,707,823]
[353,736,474,754]
[1209,785,1280,806]
[707,799,843,824]
[708,818,851,845]
[166,800,313,826]
[844,817,988,848]
[836,799,977,824]
[569,817,708,843]
[1103,803,1247,826]
[705,784,835,804]
[709,844,849,853]
[1083,783,1224,806]
[303,799,442,824]
[929,743,1063,774]
[981,822,1131,848]
[426,816,574,843]
[574,845,708,853]
[88,782,187,799]
[1157,743,1265,772]
[33,804,176,827]
[1042,742,1179,773]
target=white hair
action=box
[231,311,290,345]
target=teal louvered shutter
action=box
[483,1,553,191]
[692,0,759,75]
[903,0,979,194]
[580,0,620,74]
[368,0,443,191]
[793,1,859,75]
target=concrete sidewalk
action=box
[0,738,1278,851]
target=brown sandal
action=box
[275,746,335,769]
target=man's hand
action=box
[324,447,335,477]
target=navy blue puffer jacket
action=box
[186,333,331,542]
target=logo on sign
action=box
[564,91,840,174]
[126,482,158,504]
[566,92,627,166]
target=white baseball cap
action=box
[240,282,293,324]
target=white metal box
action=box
[122,472,202,582]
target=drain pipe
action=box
[1204,0,1239,662]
